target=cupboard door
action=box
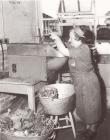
[0,1,4,39]
[2,0,43,43]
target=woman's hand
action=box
[50,32,60,41]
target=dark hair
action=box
[79,26,99,67]
[79,25,95,47]
[62,25,95,47]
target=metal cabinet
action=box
[0,1,4,39]
[0,0,43,43]
[98,55,110,108]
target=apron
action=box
[68,44,101,124]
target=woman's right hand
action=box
[50,32,60,41]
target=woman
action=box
[50,26,102,140]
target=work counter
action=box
[98,54,110,108]
[0,43,110,109]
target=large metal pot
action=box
[47,57,68,71]
[0,130,53,140]
[46,45,68,71]
[47,57,68,83]
[39,84,75,115]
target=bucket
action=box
[39,83,75,115]
[0,111,54,140]
[0,130,53,140]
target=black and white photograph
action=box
[0,0,110,140]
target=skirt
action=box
[72,71,102,124]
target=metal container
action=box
[39,84,75,115]
[7,44,68,82]
[0,130,53,140]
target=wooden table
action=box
[0,77,46,111]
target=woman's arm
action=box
[50,33,69,57]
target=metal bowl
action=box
[0,130,53,140]
[39,83,75,115]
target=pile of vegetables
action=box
[0,108,54,137]
[39,87,59,99]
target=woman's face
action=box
[68,30,81,48]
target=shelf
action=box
[97,40,110,43]
[99,54,110,64]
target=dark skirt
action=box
[72,71,101,124]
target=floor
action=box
[56,110,110,140]
[0,94,110,140]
